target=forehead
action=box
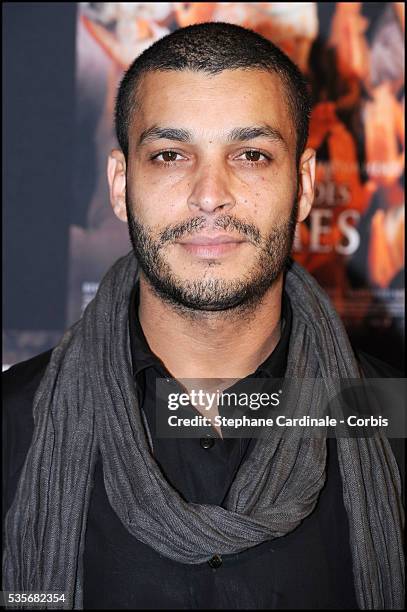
[131,69,295,149]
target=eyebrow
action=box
[227,126,287,149]
[137,124,288,149]
[138,127,191,146]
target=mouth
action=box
[176,233,247,259]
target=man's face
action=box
[111,68,314,311]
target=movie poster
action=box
[4,3,404,370]
[66,2,404,368]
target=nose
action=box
[187,163,236,214]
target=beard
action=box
[126,191,298,313]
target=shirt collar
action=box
[129,281,292,380]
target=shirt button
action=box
[208,554,223,569]
[200,436,215,449]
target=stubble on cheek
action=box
[124,185,298,313]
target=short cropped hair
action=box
[115,22,311,165]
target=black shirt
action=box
[129,285,292,507]
[3,287,361,609]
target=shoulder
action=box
[356,349,404,378]
[3,348,54,396]
[3,348,53,435]
[3,349,53,518]
[355,349,405,498]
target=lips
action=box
[176,233,246,258]
[178,233,246,246]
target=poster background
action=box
[3,2,405,370]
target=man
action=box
[3,22,404,610]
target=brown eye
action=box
[161,151,178,162]
[245,150,262,162]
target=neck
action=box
[137,274,284,380]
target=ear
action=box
[107,149,127,222]
[296,148,316,222]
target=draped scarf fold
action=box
[3,253,404,609]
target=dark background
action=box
[3,2,77,330]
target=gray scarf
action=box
[3,252,404,609]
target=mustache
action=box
[158,215,262,245]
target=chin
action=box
[172,257,248,277]
[177,268,240,283]
[146,267,279,314]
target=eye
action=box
[236,150,271,163]
[151,150,184,163]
